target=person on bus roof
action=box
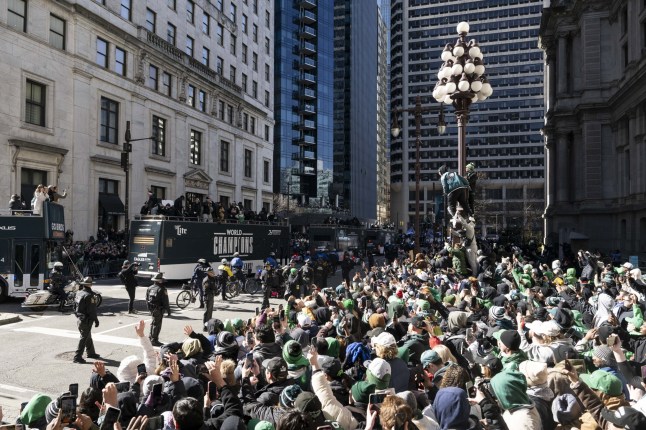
[191,258,212,308]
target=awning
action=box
[99,193,125,215]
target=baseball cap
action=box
[296,314,312,327]
[294,392,322,420]
[580,370,623,396]
[474,355,503,375]
[262,357,288,380]
[318,355,343,378]
[409,315,427,329]
[371,332,396,348]
[600,406,646,430]
[420,350,441,368]
[351,381,376,404]
[365,358,392,389]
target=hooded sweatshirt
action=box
[490,371,542,430]
[434,387,478,430]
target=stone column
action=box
[556,35,568,94]
[555,132,569,203]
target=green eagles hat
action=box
[20,393,52,425]
[580,370,623,396]
[351,381,376,404]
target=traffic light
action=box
[120,152,129,171]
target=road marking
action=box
[97,319,152,335]
[13,326,143,347]
[0,315,56,329]
[0,383,45,395]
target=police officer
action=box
[73,277,100,363]
[190,258,212,308]
[230,252,245,283]
[146,273,171,346]
[300,259,314,298]
[217,259,233,301]
[202,268,217,328]
[264,252,278,269]
[118,260,139,314]
[259,262,274,310]
[49,261,67,312]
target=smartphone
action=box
[607,334,617,347]
[466,381,476,398]
[369,392,387,406]
[245,352,254,369]
[99,406,121,430]
[115,381,130,393]
[147,416,164,430]
[208,381,217,401]
[247,318,252,327]
[59,395,77,425]
[273,315,280,324]
[152,382,163,398]
[279,309,285,321]
[246,331,254,344]
[68,383,78,398]
[137,363,147,376]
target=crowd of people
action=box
[6,236,646,430]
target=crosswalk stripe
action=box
[13,326,143,347]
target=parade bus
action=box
[0,202,66,302]
[128,216,291,280]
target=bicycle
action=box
[176,282,200,309]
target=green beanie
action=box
[351,381,376,404]
[20,394,52,425]
[343,299,354,311]
[282,340,309,370]
[490,371,531,411]
[326,337,340,358]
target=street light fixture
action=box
[121,121,156,235]
[433,21,492,175]
[391,97,446,253]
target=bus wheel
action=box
[0,281,7,304]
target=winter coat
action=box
[252,342,283,363]
[311,370,358,430]
[386,356,411,393]
[501,405,543,430]
[519,334,578,365]
[32,191,48,215]
[570,380,629,430]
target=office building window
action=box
[187,84,195,107]
[202,47,209,66]
[100,97,119,144]
[252,81,257,98]
[216,24,224,46]
[190,130,201,165]
[96,38,108,67]
[145,8,156,32]
[242,113,248,131]
[218,100,225,120]
[250,117,256,134]
[264,64,270,81]
[252,52,258,71]
[8,0,27,32]
[242,14,247,33]
[120,0,131,21]
[167,23,176,45]
[265,37,270,54]
[99,178,118,194]
[264,124,270,141]
[50,14,66,50]
[216,0,222,11]
[220,141,229,172]
[229,65,236,83]
[150,185,166,200]
[186,0,194,23]
[265,10,270,28]
[198,90,206,112]
[243,199,252,211]
[264,90,269,107]
[25,80,46,127]
[253,0,258,14]
[227,104,233,124]
[244,149,252,178]
[162,72,172,96]
[216,56,223,74]
[241,74,247,92]
[202,13,210,35]
[152,116,166,156]
[263,160,270,183]
[230,4,236,23]
[252,24,258,42]
[167,0,176,10]
[230,34,237,54]
[148,65,158,90]
[115,47,126,76]
[186,36,194,57]
[242,44,247,63]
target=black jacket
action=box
[75,288,99,324]
[118,265,138,289]
[146,284,170,312]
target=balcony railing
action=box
[299,25,316,39]
[300,41,316,54]
[300,0,317,9]
[300,10,317,24]
[300,56,316,69]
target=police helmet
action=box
[221,259,229,265]
[198,258,207,264]
[53,262,64,269]
[233,252,240,257]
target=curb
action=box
[0,314,21,325]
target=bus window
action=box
[30,244,40,286]
[14,244,25,287]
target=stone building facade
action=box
[540,0,646,257]
[1,0,274,240]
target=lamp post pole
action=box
[391,97,446,254]
[122,121,156,234]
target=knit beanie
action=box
[20,394,52,425]
[551,393,582,425]
[350,381,375,404]
[282,340,309,370]
[279,384,303,408]
[182,338,202,358]
[593,345,615,366]
[117,355,142,384]
[343,299,354,311]
[325,337,340,358]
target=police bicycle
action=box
[175,277,241,309]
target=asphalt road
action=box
[0,281,285,423]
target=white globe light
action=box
[441,50,452,62]
[434,94,444,102]
[471,94,479,103]
[451,64,463,76]
[477,93,487,101]
[458,80,470,92]
[453,45,464,57]
[475,65,485,76]
[444,95,453,104]
[442,67,453,79]
[470,80,483,92]
[437,69,445,80]
[456,22,470,34]
[476,52,484,60]
[464,62,475,74]
[437,84,447,97]
[432,87,441,99]
[468,46,481,58]
[446,82,456,93]
[481,82,493,97]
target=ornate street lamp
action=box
[433,21,493,175]
[391,98,446,253]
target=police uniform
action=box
[49,266,66,310]
[147,273,171,346]
[202,271,217,327]
[190,260,211,308]
[118,260,138,313]
[73,277,99,363]
[259,264,275,310]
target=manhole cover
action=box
[56,351,78,361]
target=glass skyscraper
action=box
[389,0,545,238]
[274,0,334,206]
